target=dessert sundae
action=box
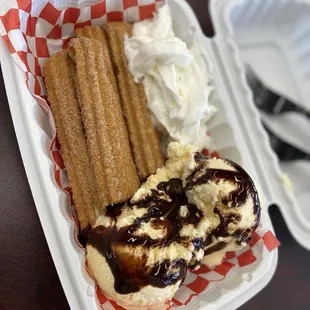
[43,3,261,309]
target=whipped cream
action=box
[125,4,214,150]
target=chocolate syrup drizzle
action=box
[186,156,261,244]
[88,153,260,295]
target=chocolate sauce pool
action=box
[88,154,260,295]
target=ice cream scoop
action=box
[183,153,261,266]
[86,143,261,309]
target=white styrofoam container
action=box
[0,0,279,309]
[212,0,310,250]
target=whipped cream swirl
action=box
[125,4,214,150]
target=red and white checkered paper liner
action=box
[0,1,280,309]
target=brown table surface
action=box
[1,1,310,309]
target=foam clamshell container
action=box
[3,0,306,309]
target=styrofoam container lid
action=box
[210,0,310,250]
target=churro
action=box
[104,22,164,180]
[68,37,140,207]
[76,26,118,98]
[44,50,99,228]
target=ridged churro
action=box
[44,50,99,228]
[68,37,140,207]
[76,26,119,98]
[104,22,164,180]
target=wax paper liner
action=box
[0,1,280,309]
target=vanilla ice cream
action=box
[124,4,214,150]
[87,143,261,309]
